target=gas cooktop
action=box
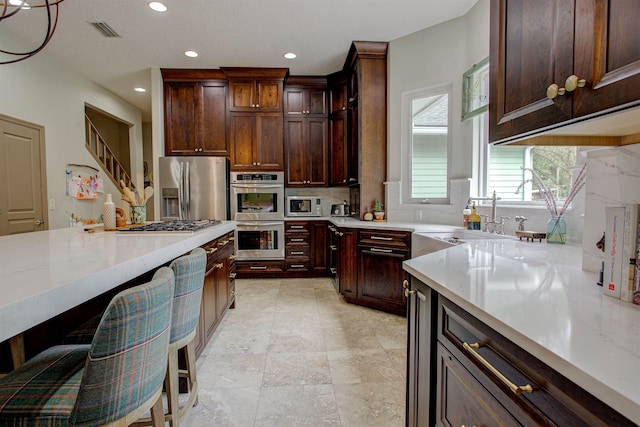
[117,219,222,234]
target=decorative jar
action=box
[130,205,146,225]
[546,215,566,244]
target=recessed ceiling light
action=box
[134,87,146,93]
[147,1,167,12]
[283,52,297,60]
[184,50,198,58]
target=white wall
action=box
[386,0,586,244]
[0,32,144,229]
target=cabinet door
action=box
[310,221,328,273]
[435,343,522,426]
[228,80,256,111]
[329,111,348,186]
[347,64,359,185]
[307,118,328,186]
[202,264,219,341]
[307,89,328,116]
[284,118,306,185]
[228,112,256,169]
[164,82,198,155]
[330,82,348,114]
[255,113,284,170]
[357,245,409,315]
[256,80,283,111]
[337,228,357,298]
[284,88,305,116]
[407,281,433,427]
[215,257,230,318]
[200,82,229,155]
[489,0,575,143]
[573,0,640,117]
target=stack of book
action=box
[603,205,640,305]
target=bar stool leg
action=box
[166,344,180,427]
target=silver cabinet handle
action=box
[371,236,393,241]
[250,266,267,270]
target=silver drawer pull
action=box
[290,225,305,229]
[290,238,305,242]
[229,272,237,279]
[463,342,534,395]
[330,245,337,250]
[250,266,267,270]
[371,247,393,253]
[206,248,218,254]
[215,262,224,269]
[291,251,305,255]
[371,236,393,241]
[290,264,305,268]
[229,254,237,260]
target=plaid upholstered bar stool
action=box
[164,247,207,426]
[131,247,207,427]
[0,266,175,427]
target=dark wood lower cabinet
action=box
[194,232,235,358]
[406,277,636,426]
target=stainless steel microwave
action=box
[286,196,322,217]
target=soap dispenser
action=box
[467,204,481,230]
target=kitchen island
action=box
[403,239,640,424]
[0,221,236,364]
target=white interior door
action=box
[0,115,48,235]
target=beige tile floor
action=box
[182,277,407,427]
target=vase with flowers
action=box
[518,163,586,244]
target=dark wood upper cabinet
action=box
[228,112,283,170]
[328,72,349,186]
[162,70,229,156]
[489,0,640,145]
[284,77,329,186]
[284,77,328,117]
[222,67,288,112]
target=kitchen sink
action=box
[411,229,513,257]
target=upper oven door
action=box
[231,183,284,221]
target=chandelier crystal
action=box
[0,0,64,64]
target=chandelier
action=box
[0,0,64,65]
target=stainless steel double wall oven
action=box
[231,172,285,260]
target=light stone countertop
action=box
[403,239,640,422]
[0,221,236,343]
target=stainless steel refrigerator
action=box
[158,156,229,220]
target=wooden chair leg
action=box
[185,339,199,408]
[149,395,165,427]
[165,346,180,427]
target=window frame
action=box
[401,83,453,206]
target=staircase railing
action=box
[85,115,135,190]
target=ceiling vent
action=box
[90,22,121,38]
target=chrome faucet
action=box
[467,191,502,233]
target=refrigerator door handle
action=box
[178,161,185,220]
[184,161,191,220]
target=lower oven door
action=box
[235,221,285,260]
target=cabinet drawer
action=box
[285,222,310,232]
[286,246,309,258]
[438,296,635,426]
[236,260,284,274]
[358,229,410,250]
[286,234,310,245]
[285,260,310,271]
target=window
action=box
[475,112,579,204]
[402,85,451,204]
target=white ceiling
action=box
[1,0,478,121]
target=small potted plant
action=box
[373,199,385,221]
